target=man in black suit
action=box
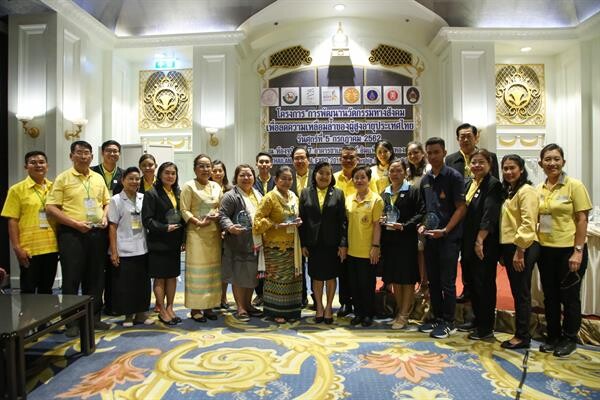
[251,152,276,307]
[290,145,313,307]
[445,123,498,307]
[91,140,123,316]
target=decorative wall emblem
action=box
[369,44,425,79]
[496,64,545,126]
[139,69,192,130]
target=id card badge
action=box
[131,212,142,230]
[84,198,97,222]
[38,210,49,228]
[539,214,553,233]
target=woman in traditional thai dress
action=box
[253,166,303,324]
[180,154,223,322]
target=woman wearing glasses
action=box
[537,143,592,357]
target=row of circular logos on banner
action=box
[261,85,421,107]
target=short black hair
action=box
[101,140,121,152]
[138,153,156,166]
[291,145,310,159]
[351,165,372,180]
[122,166,141,179]
[233,164,256,185]
[341,145,357,152]
[24,151,47,165]
[455,123,478,139]
[425,137,445,150]
[275,165,293,179]
[70,140,92,153]
[310,162,336,189]
[540,143,564,160]
[256,152,273,162]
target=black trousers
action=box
[460,258,472,299]
[347,255,376,318]
[538,245,588,342]
[463,254,497,335]
[58,226,107,318]
[19,252,59,294]
[502,242,540,341]
[338,258,352,306]
[425,237,460,323]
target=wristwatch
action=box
[574,245,583,252]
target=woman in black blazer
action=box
[299,162,347,324]
[142,162,185,325]
[460,149,502,340]
[380,158,425,330]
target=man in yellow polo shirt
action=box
[46,140,111,336]
[334,145,359,317]
[2,151,58,294]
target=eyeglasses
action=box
[560,271,581,290]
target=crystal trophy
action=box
[383,204,400,225]
[234,210,252,230]
[422,212,440,230]
[165,208,182,225]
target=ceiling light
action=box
[334,4,345,11]
[520,46,532,52]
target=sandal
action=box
[274,317,286,324]
[191,313,207,323]
[237,312,250,322]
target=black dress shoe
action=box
[204,312,218,321]
[314,316,324,324]
[501,339,530,349]
[539,338,560,353]
[350,316,363,326]
[361,317,373,327]
[457,321,476,332]
[553,339,577,357]
[172,316,182,324]
[467,331,494,340]
[159,315,178,326]
[191,314,207,323]
[324,317,334,325]
[337,304,353,317]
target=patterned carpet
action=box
[23,291,600,400]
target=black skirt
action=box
[307,246,340,281]
[110,254,151,315]
[148,250,181,279]
[381,245,419,285]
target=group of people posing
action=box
[1,122,592,359]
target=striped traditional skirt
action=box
[263,247,302,320]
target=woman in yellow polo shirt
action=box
[499,154,539,350]
[537,143,592,357]
[346,165,384,327]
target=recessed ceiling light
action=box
[334,4,345,11]
[520,46,532,52]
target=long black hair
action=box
[406,141,427,178]
[155,161,180,194]
[501,154,531,199]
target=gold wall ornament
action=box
[496,64,545,126]
[369,44,425,79]
[139,69,192,130]
[269,46,312,69]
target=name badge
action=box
[39,210,49,228]
[400,193,405,198]
[539,214,553,234]
[131,212,142,231]
[84,198,97,222]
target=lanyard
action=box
[127,195,139,213]
[541,183,561,214]
[79,176,92,199]
[99,164,117,189]
[32,185,47,208]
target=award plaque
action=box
[234,210,252,230]
[383,204,400,225]
[423,212,440,230]
[165,209,182,224]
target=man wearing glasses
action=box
[333,145,358,317]
[445,123,499,323]
[46,141,111,337]
[91,140,123,315]
[2,151,58,294]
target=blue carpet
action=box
[24,302,600,399]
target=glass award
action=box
[197,203,213,218]
[165,208,182,224]
[423,212,440,230]
[234,210,252,230]
[383,204,400,225]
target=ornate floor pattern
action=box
[24,298,600,400]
